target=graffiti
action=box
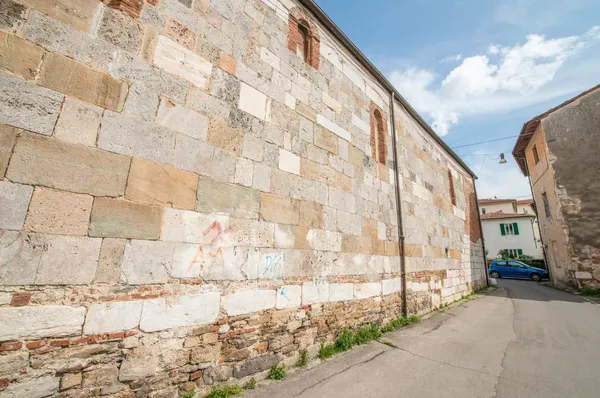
[262,254,284,277]
[185,220,234,275]
[202,221,234,245]
[279,286,291,302]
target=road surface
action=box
[246,279,600,397]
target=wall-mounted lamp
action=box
[499,153,507,164]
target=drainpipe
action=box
[473,183,490,287]
[389,92,408,317]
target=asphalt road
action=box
[246,279,600,397]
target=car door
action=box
[495,261,512,277]
[508,261,528,279]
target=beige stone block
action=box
[295,102,316,123]
[24,188,93,236]
[207,118,243,155]
[19,0,100,31]
[362,217,378,238]
[39,53,128,112]
[196,177,259,219]
[219,52,236,75]
[260,193,299,225]
[314,125,338,155]
[404,243,423,257]
[54,99,102,147]
[342,235,372,254]
[371,239,385,255]
[0,124,18,178]
[299,201,322,228]
[0,32,44,80]
[89,198,163,240]
[300,158,320,181]
[348,144,363,169]
[125,158,198,210]
[94,238,126,284]
[384,241,400,257]
[7,132,130,196]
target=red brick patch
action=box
[190,370,202,381]
[0,378,9,389]
[105,0,143,18]
[26,340,46,349]
[10,292,32,307]
[0,341,22,351]
[287,7,320,70]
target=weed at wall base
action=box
[203,385,243,398]
[243,378,257,390]
[267,363,286,381]
[296,349,309,367]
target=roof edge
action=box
[298,0,477,179]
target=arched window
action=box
[370,102,388,166]
[298,22,310,62]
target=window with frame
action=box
[287,8,320,69]
[500,222,520,236]
[369,102,388,167]
[532,145,540,164]
[542,192,551,218]
[482,208,486,214]
[297,22,310,62]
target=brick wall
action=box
[0,0,484,396]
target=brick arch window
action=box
[370,101,388,165]
[288,7,320,69]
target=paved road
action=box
[247,280,600,397]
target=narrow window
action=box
[532,145,540,164]
[482,208,486,214]
[374,110,385,165]
[542,192,551,218]
[297,22,310,62]
[448,169,456,206]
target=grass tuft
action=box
[267,363,286,381]
[243,378,256,390]
[296,349,309,367]
[318,343,337,359]
[181,390,195,398]
[203,385,243,398]
[580,288,600,298]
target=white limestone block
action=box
[276,285,302,309]
[84,301,143,334]
[307,229,342,252]
[222,290,276,316]
[575,271,592,279]
[154,36,212,89]
[320,41,343,71]
[156,100,208,141]
[239,82,269,121]
[0,305,85,340]
[278,148,300,175]
[284,93,296,109]
[317,115,352,142]
[161,208,230,244]
[377,221,387,240]
[329,283,353,302]
[260,47,281,71]
[354,282,382,299]
[140,293,220,332]
[302,281,330,304]
[382,278,402,295]
[351,113,370,135]
[342,62,365,91]
[322,92,342,113]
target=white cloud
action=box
[390,26,600,136]
[439,54,462,63]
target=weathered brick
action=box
[94,238,126,284]
[0,0,27,32]
[260,193,299,225]
[19,0,101,31]
[0,73,63,135]
[0,181,33,230]
[54,102,102,149]
[125,157,198,210]
[97,7,143,53]
[0,124,18,177]
[0,32,44,80]
[196,177,259,219]
[39,53,128,112]
[10,292,32,307]
[24,188,93,236]
[89,198,163,240]
[7,132,130,196]
[207,118,243,155]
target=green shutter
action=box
[500,224,506,236]
[513,222,519,235]
[517,249,523,256]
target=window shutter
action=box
[517,249,523,256]
[513,222,519,235]
[500,224,506,236]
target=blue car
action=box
[488,259,549,281]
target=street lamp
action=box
[499,153,507,164]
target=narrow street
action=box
[247,280,600,397]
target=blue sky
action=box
[315,0,600,200]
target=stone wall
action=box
[0,0,485,396]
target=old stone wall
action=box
[0,0,484,396]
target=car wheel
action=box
[490,271,500,278]
[531,273,541,281]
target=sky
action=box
[315,0,600,200]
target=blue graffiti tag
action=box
[262,254,284,277]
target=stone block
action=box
[187,88,230,119]
[19,0,100,32]
[125,157,198,210]
[0,32,43,80]
[0,305,85,340]
[302,281,330,304]
[0,376,59,398]
[24,188,93,236]
[110,52,188,103]
[121,240,173,284]
[234,157,254,187]
[278,148,300,175]
[222,290,276,316]
[161,208,227,244]
[54,98,102,147]
[124,84,159,121]
[0,231,42,285]
[191,342,222,364]
[354,282,381,299]
[154,35,212,89]
[260,193,299,225]
[314,125,339,154]
[274,224,294,249]
[89,198,163,240]
[0,124,18,177]
[99,110,176,166]
[329,283,353,302]
[293,226,310,250]
[61,372,82,390]
[233,355,279,378]
[39,53,127,112]
[140,293,220,332]
[165,17,196,50]
[227,219,275,248]
[0,181,33,230]
[276,285,301,309]
[307,229,342,252]
[97,7,143,53]
[242,133,264,162]
[382,278,402,295]
[207,117,243,155]
[0,0,26,32]
[82,365,119,388]
[211,147,236,183]
[8,132,130,196]
[84,301,143,335]
[156,99,209,141]
[171,243,240,280]
[34,235,101,285]
[219,52,236,74]
[0,72,63,135]
[299,201,323,228]
[118,344,161,381]
[174,133,214,176]
[94,238,126,284]
[239,82,269,121]
[337,211,362,236]
[196,177,259,219]
[341,235,372,254]
[211,67,240,103]
[253,163,271,192]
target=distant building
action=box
[478,199,544,260]
[513,85,600,289]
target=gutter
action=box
[298,0,478,179]
[389,92,408,316]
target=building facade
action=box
[513,85,600,289]
[0,0,485,396]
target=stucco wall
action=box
[479,202,516,214]
[0,0,485,396]
[481,217,541,259]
